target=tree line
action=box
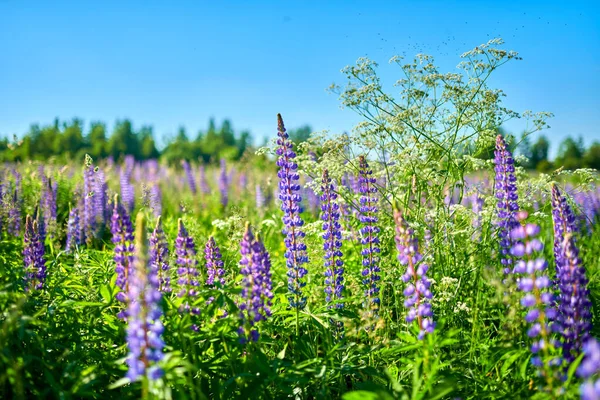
[0,118,312,165]
[515,134,600,171]
[0,118,596,170]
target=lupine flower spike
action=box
[551,184,592,363]
[205,236,225,287]
[175,219,201,328]
[394,209,434,339]
[23,215,46,292]
[149,216,170,293]
[111,195,135,318]
[511,213,561,389]
[238,223,273,343]
[320,170,344,308]
[276,114,308,309]
[125,212,165,381]
[358,156,381,316]
[494,134,520,274]
[65,205,82,252]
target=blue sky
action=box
[0,1,598,156]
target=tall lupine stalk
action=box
[511,216,561,391]
[256,184,265,211]
[394,209,435,339]
[111,195,135,319]
[205,237,225,286]
[219,158,229,208]
[320,170,344,308]
[238,224,273,343]
[494,134,520,275]
[65,205,83,252]
[83,163,96,242]
[199,165,210,195]
[120,158,136,214]
[39,169,57,238]
[276,114,308,315]
[182,160,197,195]
[149,217,170,293]
[94,166,109,228]
[126,212,165,383]
[358,156,381,317]
[551,184,592,363]
[23,215,46,292]
[7,187,21,237]
[175,219,201,328]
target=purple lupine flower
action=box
[551,184,592,363]
[358,156,381,313]
[7,187,21,237]
[238,224,273,343]
[395,209,435,339]
[199,165,210,195]
[320,170,344,308]
[150,183,162,218]
[510,216,561,374]
[36,207,46,244]
[39,169,57,238]
[149,216,170,293]
[218,158,229,208]
[111,195,135,318]
[65,205,83,252]
[256,184,265,211]
[175,219,200,320]
[94,167,108,229]
[83,164,96,242]
[126,212,164,381]
[23,215,46,292]
[276,114,308,309]
[551,184,578,276]
[182,160,197,195]
[205,236,225,286]
[494,134,520,274]
[120,169,135,214]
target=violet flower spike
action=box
[551,184,592,363]
[219,158,229,208]
[65,205,83,252]
[149,216,170,293]
[111,195,135,318]
[394,209,434,339]
[175,219,201,321]
[358,156,381,314]
[182,160,197,195]
[320,170,344,308]
[276,114,308,309]
[494,134,520,274]
[510,217,561,379]
[238,224,273,343]
[125,212,164,381]
[23,215,46,292]
[205,236,225,286]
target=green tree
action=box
[139,125,160,159]
[583,142,600,170]
[530,135,550,170]
[555,136,585,170]
[107,120,139,160]
[88,121,108,159]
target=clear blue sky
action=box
[0,1,598,156]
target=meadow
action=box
[1,40,600,400]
